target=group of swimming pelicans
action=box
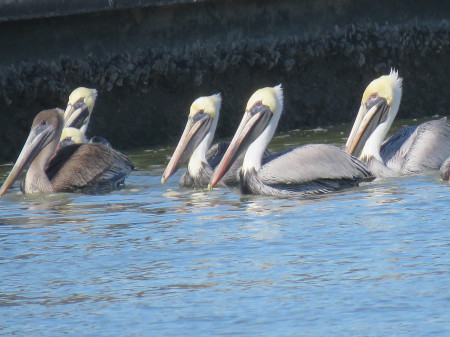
[1,69,450,198]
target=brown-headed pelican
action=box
[0,109,133,196]
[208,85,373,197]
[63,87,97,134]
[161,94,241,188]
[345,70,450,177]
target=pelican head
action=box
[59,127,87,149]
[209,85,283,189]
[64,87,97,133]
[161,93,221,183]
[346,69,403,160]
[0,109,64,196]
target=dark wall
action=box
[0,0,449,162]
[0,0,207,22]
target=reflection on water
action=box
[1,119,450,336]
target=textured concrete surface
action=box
[0,0,206,22]
[0,0,449,162]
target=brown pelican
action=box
[0,109,133,196]
[208,85,373,197]
[161,94,242,188]
[345,70,450,177]
[63,87,97,134]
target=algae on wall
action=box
[0,0,449,162]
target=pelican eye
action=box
[73,100,85,110]
[369,93,378,101]
[40,120,47,126]
[249,101,264,115]
[192,109,208,123]
[63,137,72,141]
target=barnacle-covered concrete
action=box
[0,0,449,161]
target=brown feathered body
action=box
[43,143,134,194]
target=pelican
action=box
[161,94,242,188]
[0,109,133,196]
[63,87,113,147]
[63,87,97,134]
[440,157,450,181]
[58,127,112,149]
[345,70,450,177]
[59,127,87,149]
[208,85,373,197]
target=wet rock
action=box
[284,58,295,72]
[354,52,365,67]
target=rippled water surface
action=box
[1,119,450,336]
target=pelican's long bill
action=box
[161,112,213,183]
[64,87,97,130]
[208,102,273,189]
[345,70,402,158]
[161,93,221,184]
[0,119,55,196]
[345,96,390,157]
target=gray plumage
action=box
[180,161,216,188]
[210,86,374,197]
[89,136,112,148]
[380,118,450,175]
[179,142,241,188]
[241,144,373,197]
[360,156,397,178]
[180,142,269,188]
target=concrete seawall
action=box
[0,0,449,162]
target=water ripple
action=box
[1,132,450,336]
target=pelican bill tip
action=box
[161,177,166,184]
[207,183,213,191]
[0,186,8,198]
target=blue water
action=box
[1,121,450,336]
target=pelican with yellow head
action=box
[161,94,242,188]
[59,127,88,149]
[209,85,372,197]
[63,87,97,134]
[346,70,450,177]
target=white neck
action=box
[242,112,281,172]
[360,121,391,162]
[360,87,402,162]
[188,116,218,177]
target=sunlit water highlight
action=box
[1,119,450,336]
